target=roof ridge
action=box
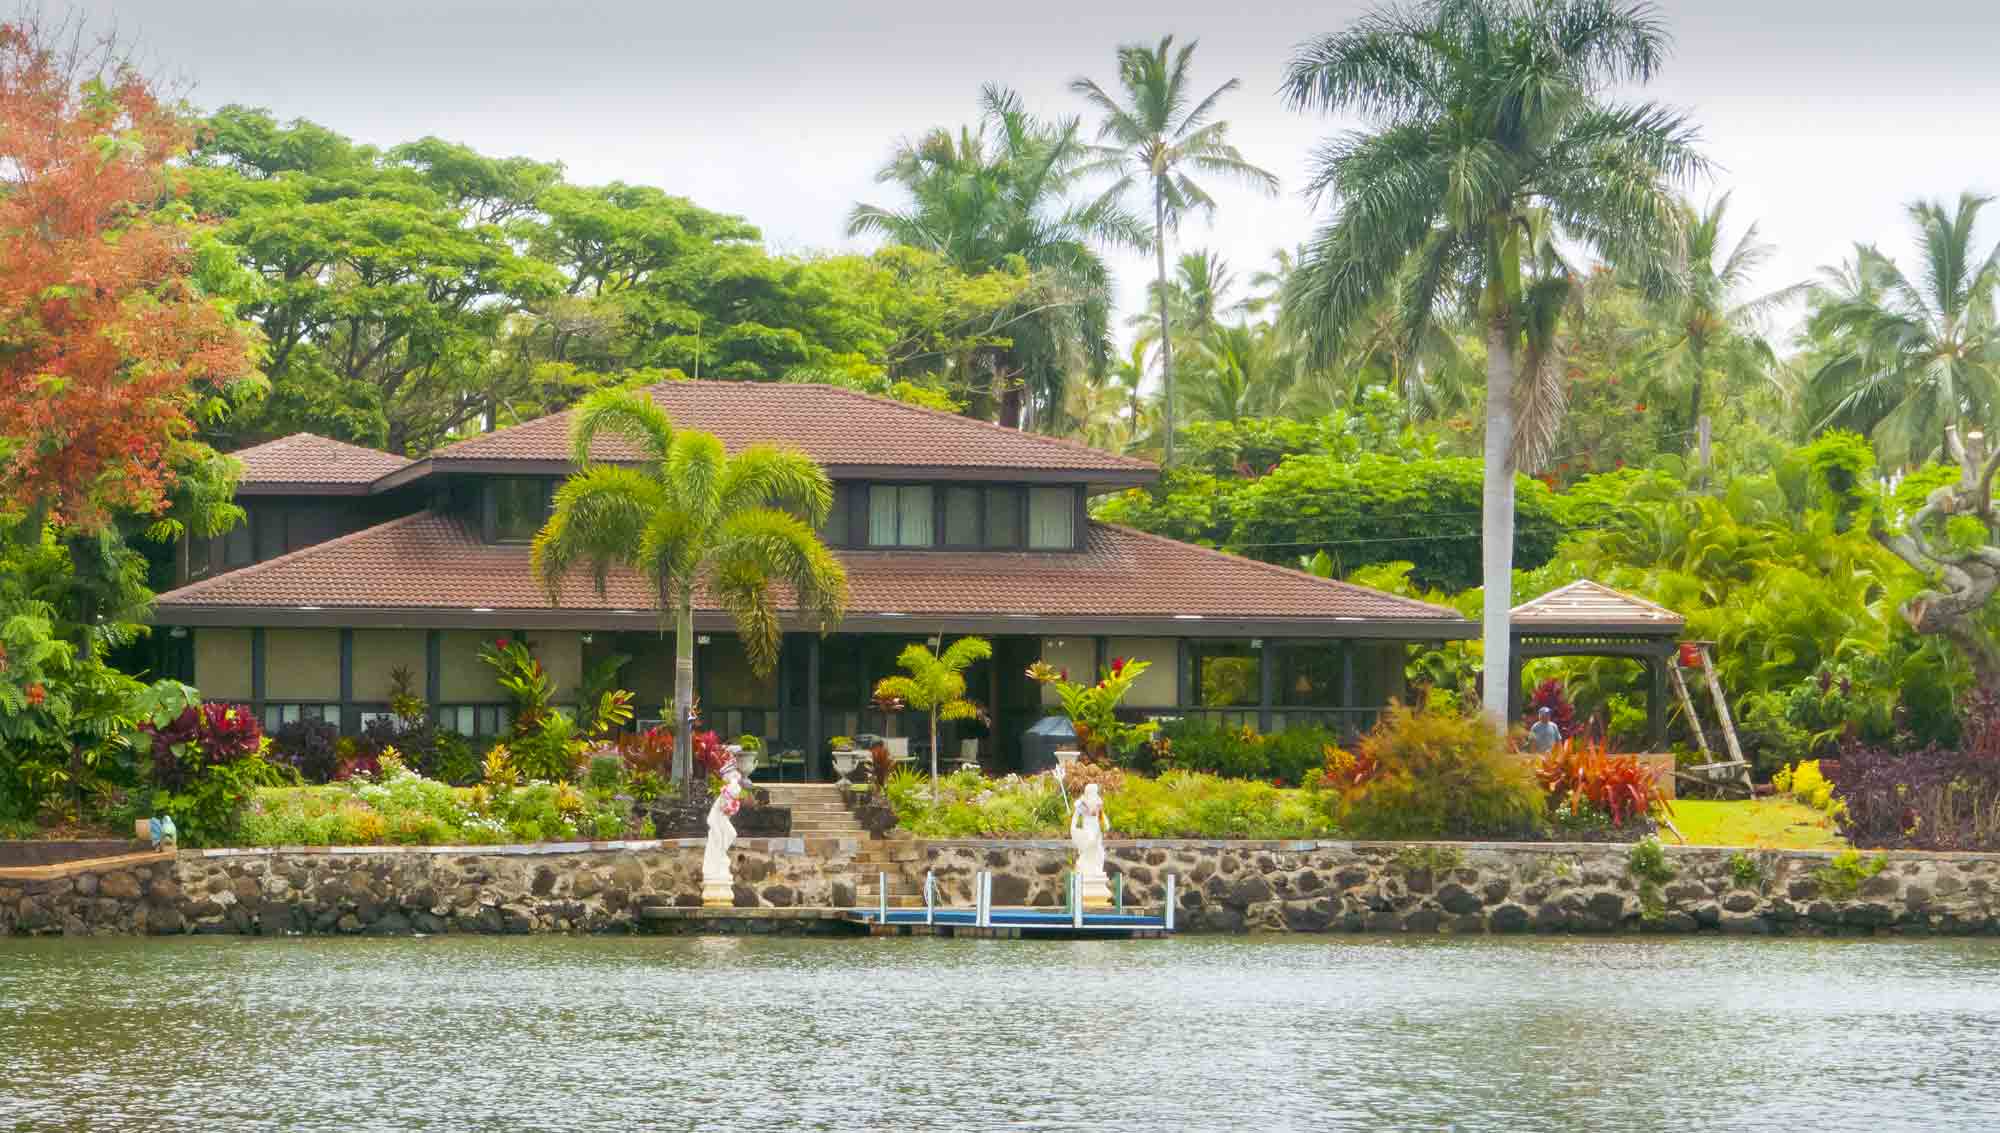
[1513,578,1683,620]
[1091,521,1465,620]
[231,432,411,462]
[157,511,446,603]
[793,383,1156,471]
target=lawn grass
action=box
[1666,796,1849,851]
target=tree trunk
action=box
[1154,184,1175,465]
[929,708,940,804]
[674,591,695,792]
[1480,321,1518,722]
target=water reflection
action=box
[4,935,1999,1131]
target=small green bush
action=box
[1727,851,1763,889]
[1148,719,1336,785]
[237,762,629,847]
[1814,850,1887,898]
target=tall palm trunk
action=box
[1154,184,1175,464]
[674,590,695,790]
[928,708,940,804]
[1480,321,1517,723]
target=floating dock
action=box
[845,869,1177,939]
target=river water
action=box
[3,934,1997,1131]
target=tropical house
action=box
[152,380,1474,776]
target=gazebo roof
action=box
[1510,580,1684,636]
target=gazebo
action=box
[1507,580,1686,750]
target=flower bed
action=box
[239,761,635,847]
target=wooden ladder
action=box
[1668,642,1753,798]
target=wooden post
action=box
[878,871,887,924]
[1697,646,1747,765]
[1072,873,1084,929]
[1668,661,1713,761]
[1646,655,1668,751]
[1165,874,1176,932]
[925,870,934,926]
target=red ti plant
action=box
[1534,737,1668,827]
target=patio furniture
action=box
[883,736,912,762]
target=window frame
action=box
[843,481,1080,552]
[484,478,555,544]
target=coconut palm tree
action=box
[1638,193,1800,459]
[1183,322,1296,423]
[1072,36,1278,464]
[1803,193,2000,468]
[1130,248,1240,372]
[848,85,1139,429]
[531,388,848,787]
[1281,0,1706,719]
[873,636,992,799]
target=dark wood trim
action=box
[806,635,822,780]
[1258,639,1276,733]
[250,628,266,712]
[425,630,443,718]
[338,628,354,736]
[234,482,375,497]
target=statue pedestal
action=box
[701,876,735,907]
[1077,871,1114,910]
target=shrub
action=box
[1336,704,1544,840]
[239,760,629,847]
[508,710,587,782]
[268,719,337,783]
[1727,851,1764,889]
[616,727,675,780]
[1813,850,1886,898]
[586,752,624,792]
[1148,719,1338,785]
[1534,738,1669,829]
[1830,691,2000,850]
[885,767,1334,840]
[142,703,284,846]
[1627,836,1674,921]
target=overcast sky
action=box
[73,0,2000,342]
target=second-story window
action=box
[492,478,552,543]
[867,485,933,547]
[1028,486,1075,549]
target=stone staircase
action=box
[758,783,927,907]
[760,783,865,837]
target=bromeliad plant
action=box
[873,636,992,799]
[1025,656,1158,764]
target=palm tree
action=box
[1073,36,1278,464]
[1183,322,1295,423]
[1281,0,1705,719]
[848,85,1139,429]
[1130,249,1239,368]
[1639,192,1799,459]
[873,636,992,799]
[531,388,848,786]
[1803,193,2000,468]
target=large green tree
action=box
[849,86,1136,429]
[1280,0,1705,718]
[1073,37,1277,462]
[530,390,847,786]
[1803,193,2000,469]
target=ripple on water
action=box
[4,934,2000,1132]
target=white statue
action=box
[1070,782,1113,909]
[701,765,746,907]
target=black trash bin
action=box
[1020,715,1078,774]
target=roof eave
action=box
[151,604,1474,639]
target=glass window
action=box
[1028,486,1075,549]
[1192,642,1261,707]
[255,509,286,562]
[188,534,214,580]
[985,488,1021,547]
[820,484,849,546]
[493,479,550,542]
[223,518,253,567]
[943,486,981,547]
[1278,644,1342,706]
[867,485,934,547]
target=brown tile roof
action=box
[428,380,1157,478]
[155,512,1467,632]
[1511,580,1684,632]
[231,433,412,492]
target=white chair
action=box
[884,736,912,762]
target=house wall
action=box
[1105,637,1179,707]
[264,629,339,701]
[351,630,427,704]
[193,629,254,702]
[1036,636,1096,707]
[534,632,584,703]
[439,630,495,701]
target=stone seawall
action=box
[7,837,2000,937]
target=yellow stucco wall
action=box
[535,632,583,703]
[351,630,427,704]
[1104,637,1179,707]
[1037,636,1095,707]
[264,629,339,700]
[438,630,495,701]
[193,628,253,702]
